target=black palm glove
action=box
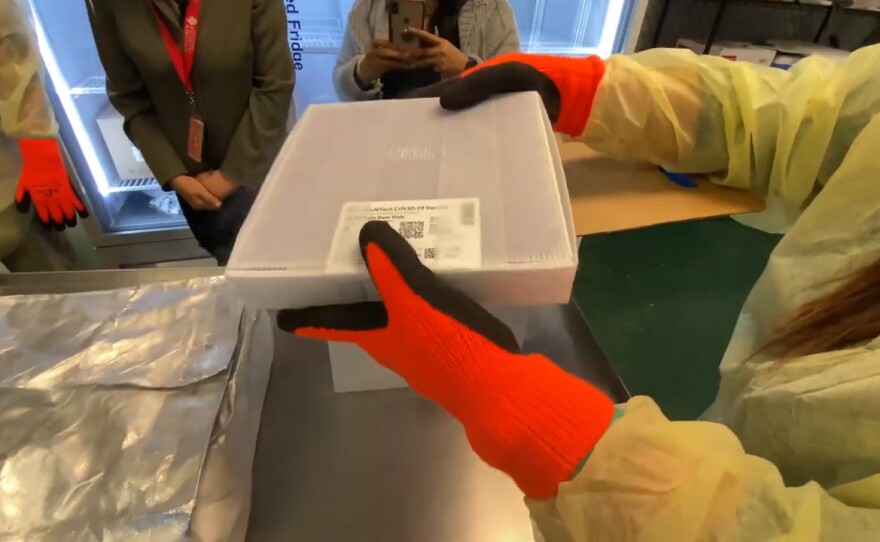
[277,221,614,500]
[412,61,563,122]
[411,52,606,138]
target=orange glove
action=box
[415,53,606,138]
[16,138,88,231]
[277,221,614,500]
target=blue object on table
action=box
[660,167,698,189]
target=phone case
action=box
[388,0,426,53]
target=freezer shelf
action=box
[108,191,186,232]
[66,93,162,195]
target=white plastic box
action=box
[676,39,777,67]
[226,93,577,310]
[767,40,850,70]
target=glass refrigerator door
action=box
[26,0,188,240]
[291,0,642,115]
[289,0,352,118]
[512,0,636,56]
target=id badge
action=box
[187,116,204,162]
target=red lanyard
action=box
[149,0,201,94]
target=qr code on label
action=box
[424,248,436,259]
[399,221,425,239]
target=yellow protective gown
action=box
[583,45,880,233]
[0,0,56,259]
[527,46,880,540]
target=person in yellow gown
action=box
[0,0,87,271]
[278,45,880,540]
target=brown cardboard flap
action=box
[561,139,765,236]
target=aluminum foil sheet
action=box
[0,276,272,541]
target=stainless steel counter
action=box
[0,269,628,542]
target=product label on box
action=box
[326,198,481,274]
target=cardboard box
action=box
[676,39,777,66]
[227,93,576,310]
[96,103,154,181]
[560,138,764,235]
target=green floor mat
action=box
[573,217,782,420]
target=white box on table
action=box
[226,94,576,392]
[676,39,777,66]
[767,40,850,69]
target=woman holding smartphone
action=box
[334,0,519,101]
[85,0,295,264]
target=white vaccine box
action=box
[226,93,577,310]
[226,93,577,393]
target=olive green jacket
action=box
[86,0,295,189]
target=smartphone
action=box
[388,0,426,54]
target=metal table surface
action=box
[0,268,628,542]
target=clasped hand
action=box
[170,170,237,211]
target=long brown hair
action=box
[429,0,468,38]
[758,256,880,359]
